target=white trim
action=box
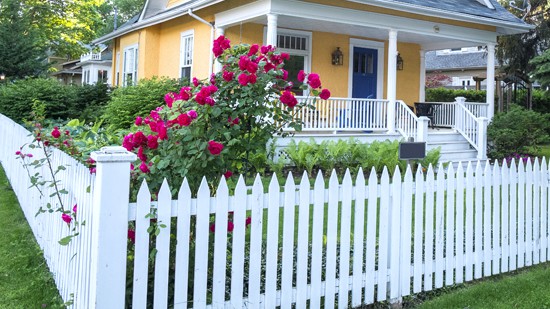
[123,44,139,86]
[263,27,312,72]
[179,29,194,82]
[347,38,385,99]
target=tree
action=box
[530,49,550,88]
[425,72,452,88]
[497,0,550,78]
[0,0,49,79]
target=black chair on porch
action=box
[414,102,436,129]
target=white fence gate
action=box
[1,113,550,308]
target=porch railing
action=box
[289,97,389,132]
[395,100,419,140]
[80,52,102,62]
[428,101,488,128]
[454,98,488,159]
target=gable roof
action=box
[425,50,498,71]
[93,0,532,44]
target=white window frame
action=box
[123,44,138,86]
[115,51,121,86]
[180,30,194,82]
[263,28,312,72]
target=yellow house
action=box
[94,0,532,162]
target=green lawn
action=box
[0,166,64,308]
[417,262,550,309]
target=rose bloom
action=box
[207,140,224,155]
[135,116,143,126]
[222,70,234,82]
[128,229,136,243]
[320,88,331,100]
[224,170,233,179]
[187,110,198,119]
[139,162,150,173]
[297,70,306,83]
[308,73,321,88]
[51,127,61,138]
[179,87,192,101]
[280,90,298,108]
[147,135,159,149]
[238,73,249,86]
[248,44,259,56]
[62,213,72,224]
[164,93,175,108]
[177,113,191,127]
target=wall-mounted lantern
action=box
[396,53,404,71]
[332,47,344,66]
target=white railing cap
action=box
[91,146,136,162]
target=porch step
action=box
[426,131,478,163]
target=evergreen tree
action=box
[0,0,49,79]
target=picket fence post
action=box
[89,146,136,308]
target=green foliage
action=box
[488,105,550,159]
[0,78,111,123]
[282,138,441,176]
[530,49,550,89]
[0,0,49,79]
[0,166,65,308]
[102,77,186,130]
[426,88,487,103]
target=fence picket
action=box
[435,164,445,288]
[400,166,413,296]
[193,178,211,307]
[445,163,456,286]
[413,167,425,293]
[455,163,465,284]
[339,170,353,307]
[281,173,296,308]
[295,172,311,308]
[352,169,366,306]
[500,161,510,273]
[310,172,325,308]
[212,177,229,308]
[247,175,264,308]
[265,175,281,308]
[526,159,533,266]
[424,165,435,291]
[518,161,526,268]
[534,159,541,265]
[492,162,501,274]
[174,179,192,309]
[541,159,548,262]
[465,162,474,281]
[154,180,172,309]
[474,162,483,279]
[325,170,339,308]
[509,160,518,270]
[378,168,391,299]
[229,176,247,308]
[483,162,492,277]
[364,168,378,304]
[133,180,152,308]
[390,167,402,299]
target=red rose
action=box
[238,73,249,86]
[177,113,191,127]
[164,93,175,108]
[179,87,192,100]
[227,221,235,232]
[139,162,150,173]
[147,135,159,149]
[137,146,147,162]
[62,213,72,224]
[207,140,224,155]
[297,70,306,82]
[320,88,331,100]
[51,127,61,138]
[224,170,233,179]
[128,229,136,243]
[248,44,259,56]
[280,90,298,108]
[308,73,321,88]
[223,71,234,82]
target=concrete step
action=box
[426,131,464,143]
[439,149,478,162]
[427,141,472,152]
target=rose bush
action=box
[123,36,330,194]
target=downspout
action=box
[188,9,214,77]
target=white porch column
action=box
[477,117,488,160]
[486,43,495,121]
[266,14,278,46]
[214,27,225,73]
[386,29,398,133]
[419,49,426,102]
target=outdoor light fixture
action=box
[396,53,404,71]
[332,47,344,66]
[0,73,5,81]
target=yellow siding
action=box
[139,25,161,79]
[396,42,421,106]
[311,32,350,98]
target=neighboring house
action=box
[77,44,113,85]
[51,59,82,85]
[93,0,532,162]
[425,47,497,90]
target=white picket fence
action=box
[2,112,550,308]
[0,114,96,307]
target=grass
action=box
[0,165,64,308]
[417,262,550,309]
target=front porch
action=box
[278,96,489,163]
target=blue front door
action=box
[352,47,377,98]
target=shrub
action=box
[102,77,186,130]
[487,105,550,160]
[426,87,487,103]
[0,78,76,122]
[73,83,111,121]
